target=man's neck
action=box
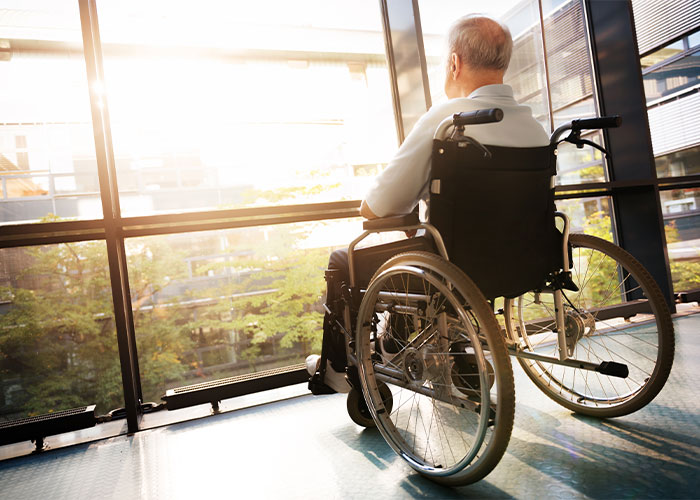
[452,68,504,98]
[457,79,503,98]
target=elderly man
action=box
[307,15,549,393]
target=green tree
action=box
[0,239,122,417]
[0,210,332,420]
[0,230,194,418]
[181,224,328,375]
[665,221,700,291]
[126,238,193,403]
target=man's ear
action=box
[450,53,461,79]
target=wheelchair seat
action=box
[429,140,561,299]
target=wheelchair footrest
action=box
[308,372,337,395]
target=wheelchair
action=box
[309,109,675,486]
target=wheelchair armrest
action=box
[362,213,420,231]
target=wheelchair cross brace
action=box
[373,367,483,414]
[507,346,629,378]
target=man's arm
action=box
[361,105,443,220]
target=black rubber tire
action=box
[506,234,675,418]
[356,251,515,486]
[347,383,393,428]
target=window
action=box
[689,30,700,49]
[640,40,685,70]
[0,1,100,224]
[556,196,614,241]
[0,242,119,420]
[661,187,700,292]
[543,0,594,113]
[655,145,700,178]
[643,49,700,103]
[94,0,396,218]
[126,218,374,403]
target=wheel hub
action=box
[564,309,596,355]
[404,348,424,383]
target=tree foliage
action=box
[665,221,700,291]
[0,217,329,419]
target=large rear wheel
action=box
[356,251,515,486]
[505,233,674,417]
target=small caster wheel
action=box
[347,382,393,427]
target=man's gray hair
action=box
[447,15,513,72]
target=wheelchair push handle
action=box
[571,115,621,131]
[452,108,504,126]
[550,114,622,149]
[434,108,503,141]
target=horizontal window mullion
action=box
[121,207,360,239]
[658,174,700,190]
[119,200,361,229]
[0,230,107,249]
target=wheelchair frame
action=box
[314,110,675,486]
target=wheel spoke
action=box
[355,252,513,483]
[506,234,672,417]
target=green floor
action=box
[1,314,699,499]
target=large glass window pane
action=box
[689,30,700,49]
[0,1,100,225]
[127,218,402,403]
[553,98,607,184]
[643,49,700,103]
[0,242,120,420]
[543,0,594,114]
[640,40,685,70]
[655,145,700,178]
[94,1,396,217]
[556,196,614,241]
[661,187,700,292]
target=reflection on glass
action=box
[552,96,595,128]
[507,22,549,126]
[0,2,100,224]
[661,188,700,292]
[643,50,700,103]
[0,242,119,420]
[655,145,700,178]
[127,218,371,404]
[555,134,605,185]
[640,40,684,69]
[94,0,395,217]
[689,30,700,49]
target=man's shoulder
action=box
[417,99,486,131]
[427,98,486,117]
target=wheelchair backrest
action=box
[429,139,561,299]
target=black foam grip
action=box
[571,115,622,131]
[453,108,504,126]
[596,361,629,379]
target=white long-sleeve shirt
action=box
[364,84,550,218]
